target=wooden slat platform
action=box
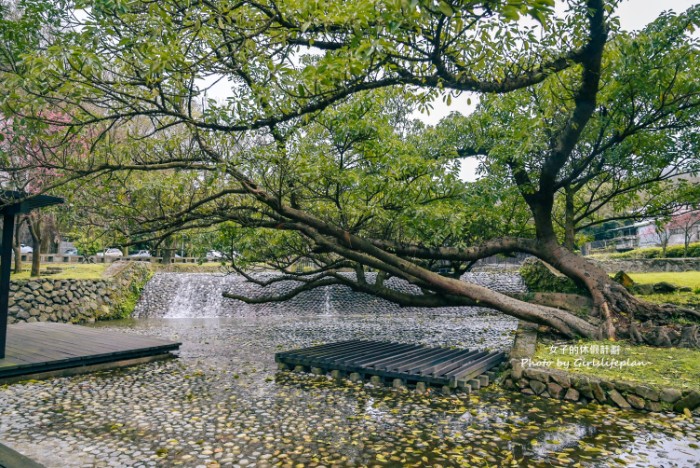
[0,322,180,382]
[276,340,505,389]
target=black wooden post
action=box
[1,191,63,360]
[0,212,16,359]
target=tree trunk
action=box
[529,192,699,347]
[28,214,42,277]
[563,186,576,251]
[161,236,175,264]
[30,239,41,277]
[535,236,698,345]
[12,219,22,274]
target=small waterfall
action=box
[321,287,335,317]
[134,272,527,319]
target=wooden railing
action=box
[15,254,201,264]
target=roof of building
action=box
[0,190,64,215]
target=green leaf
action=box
[438,1,454,17]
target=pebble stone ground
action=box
[1,309,699,467]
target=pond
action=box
[1,308,699,467]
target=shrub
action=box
[606,242,700,259]
[520,259,587,294]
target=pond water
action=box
[1,273,699,467]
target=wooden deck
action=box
[276,340,505,390]
[0,322,180,383]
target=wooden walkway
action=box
[0,322,180,383]
[276,340,505,391]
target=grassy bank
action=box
[533,340,700,392]
[627,272,700,289]
[624,272,700,310]
[10,264,108,280]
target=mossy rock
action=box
[653,282,678,294]
[613,271,635,289]
[631,283,655,295]
[520,259,587,295]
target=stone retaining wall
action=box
[595,258,700,273]
[504,322,700,414]
[7,263,151,324]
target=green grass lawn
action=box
[10,264,108,280]
[619,272,700,310]
[533,340,700,392]
[627,272,700,289]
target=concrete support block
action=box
[457,381,472,394]
[392,378,406,389]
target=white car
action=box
[20,244,33,254]
[96,248,123,257]
[206,250,224,260]
[129,250,151,257]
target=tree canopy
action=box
[2,0,700,346]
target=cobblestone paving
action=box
[1,310,699,467]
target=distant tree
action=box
[654,218,672,257]
[669,209,700,257]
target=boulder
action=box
[634,385,659,402]
[510,359,523,380]
[520,259,583,294]
[530,380,547,395]
[612,271,635,289]
[660,387,683,404]
[591,382,607,403]
[673,391,700,413]
[631,284,654,295]
[550,371,571,388]
[652,282,678,294]
[645,401,662,412]
[627,394,646,410]
[564,388,580,401]
[523,368,550,383]
[608,389,631,409]
[548,382,565,399]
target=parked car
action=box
[129,250,151,257]
[64,247,79,256]
[96,248,123,257]
[20,244,33,254]
[206,250,224,260]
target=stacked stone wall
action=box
[7,263,151,324]
[595,258,700,273]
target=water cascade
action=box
[134,272,527,319]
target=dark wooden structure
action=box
[0,322,180,383]
[1,190,64,359]
[276,340,505,390]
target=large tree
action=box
[3,0,700,345]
